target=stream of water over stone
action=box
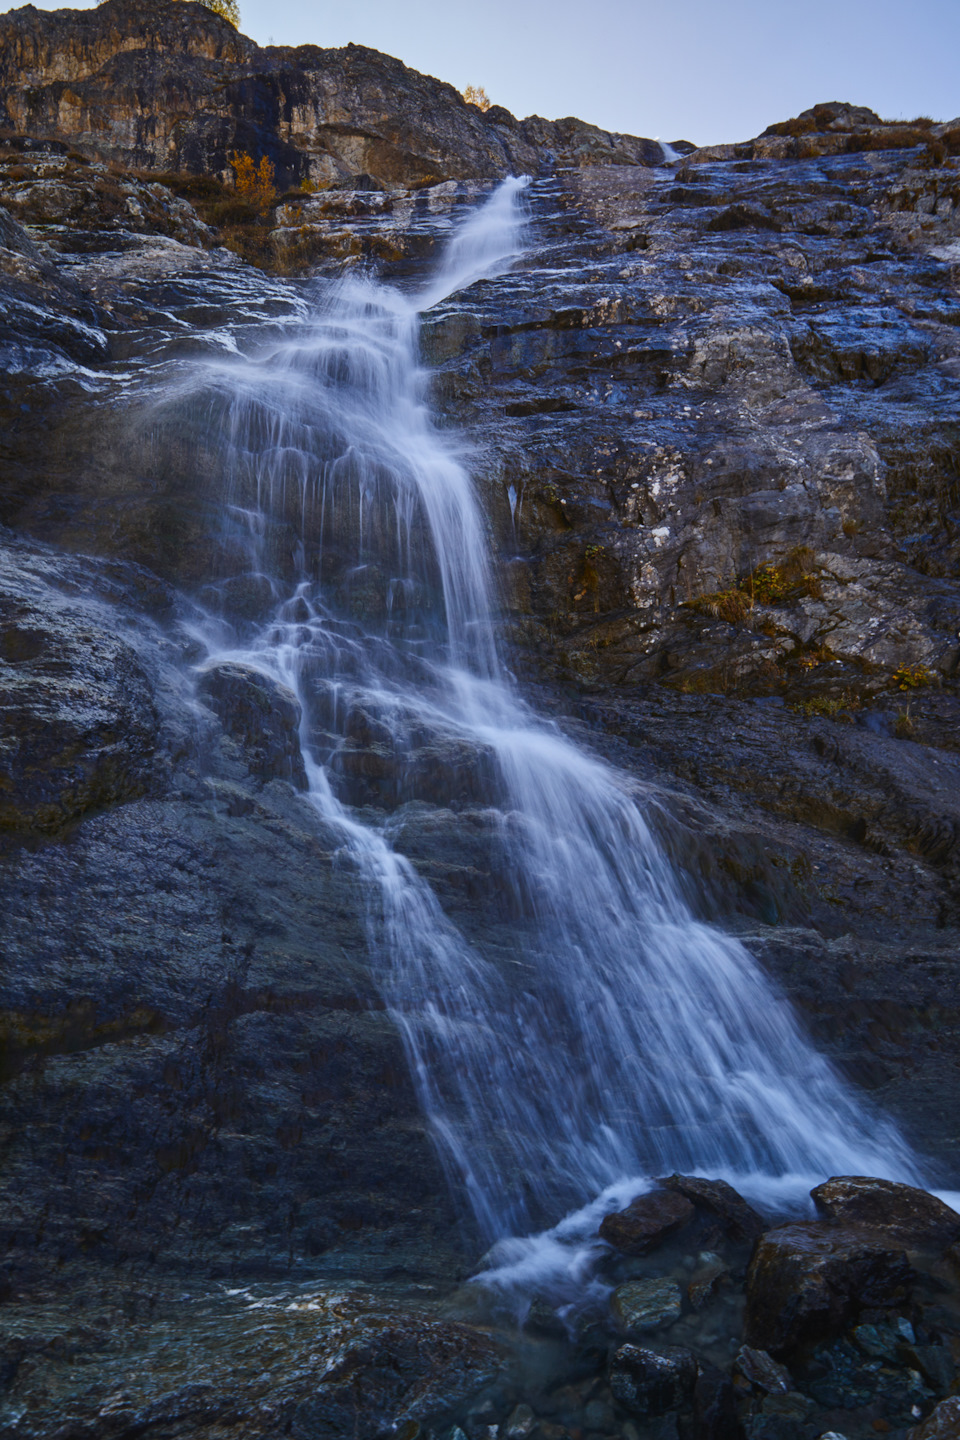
[179,178,920,1299]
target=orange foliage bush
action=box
[463,85,492,112]
[230,151,276,210]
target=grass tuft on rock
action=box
[685,547,822,624]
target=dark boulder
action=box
[608,1343,698,1417]
[659,1174,765,1241]
[196,660,307,790]
[599,1188,695,1255]
[810,1176,960,1250]
[744,1222,913,1356]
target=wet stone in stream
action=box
[611,1279,683,1336]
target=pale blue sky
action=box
[14,0,960,145]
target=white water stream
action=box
[189,178,920,1298]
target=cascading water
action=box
[184,177,921,1298]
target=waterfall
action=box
[187,178,920,1292]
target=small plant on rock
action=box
[892,662,932,690]
[894,704,915,739]
[686,547,822,626]
[791,692,860,719]
[748,562,793,605]
[795,645,833,671]
[688,587,751,625]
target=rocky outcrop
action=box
[0,0,662,188]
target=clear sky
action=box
[15,0,960,146]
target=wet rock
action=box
[0,553,157,831]
[810,1177,960,1250]
[599,1189,696,1255]
[743,1390,816,1440]
[909,1397,960,1439]
[850,1321,903,1362]
[733,1346,793,1396]
[582,1397,618,1433]
[608,1343,698,1418]
[611,1278,683,1334]
[196,660,308,790]
[688,1252,730,1309]
[501,1403,536,1439]
[521,1297,567,1338]
[0,1283,504,1440]
[744,1223,913,1356]
[694,1361,743,1440]
[660,1175,765,1242]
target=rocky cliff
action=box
[2,4,960,1437]
[0,0,663,187]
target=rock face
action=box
[196,659,308,790]
[0,547,158,831]
[0,0,662,188]
[0,1282,505,1440]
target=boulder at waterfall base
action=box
[810,1176,960,1250]
[660,1174,766,1242]
[608,1343,699,1417]
[599,1189,696,1254]
[745,1222,914,1355]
